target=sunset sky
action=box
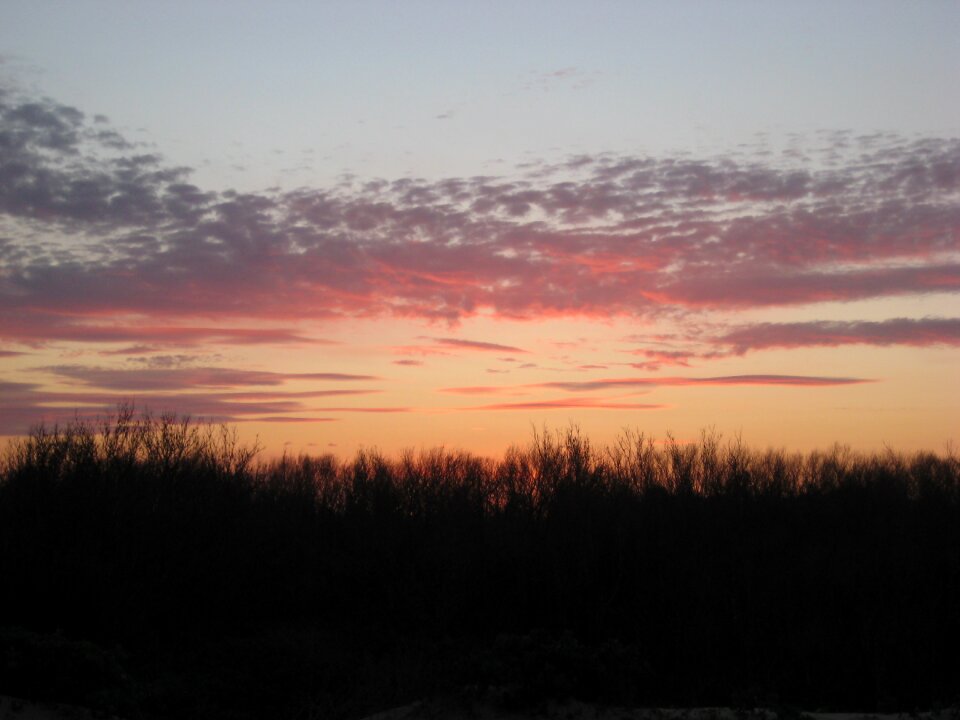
[1,1,958,457]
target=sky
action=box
[1,1,958,458]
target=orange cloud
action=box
[464,398,666,411]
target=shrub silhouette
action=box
[1,409,959,716]
[0,626,134,713]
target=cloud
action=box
[0,379,41,397]
[0,369,381,434]
[426,337,529,353]
[440,374,871,398]
[389,345,454,357]
[717,317,960,353]
[1,87,956,336]
[0,93,201,228]
[690,375,871,386]
[212,389,379,400]
[125,354,213,368]
[0,314,327,349]
[627,349,701,371]
[523,67,597,92]
[389,337,528,357]
[38,365,377,390]
[464,398,665,411]
[0,390,344,435]
[538,375,872,392]
[310,406,411,413]
[620,317,960,368]
[244,416,337,423]
[654,263,960,309]
[3,84,954,436]
[439,386,525,395]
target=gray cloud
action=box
[0,87,957,347]
[39,365,378,391]
[717,317,960,353]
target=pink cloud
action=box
[2,89,956,334]
[440,374,871,398]
[625,348,731,371]
[538,375,872,392]
[99,345,166,356]
[426,337,529,353]
[439,386,529,396]
[0,89,954,437]
[389,337,529,357]
[243,416,338,423]
[214,389,379,400]
[39,365,377,390]
[310,406,411,413]
[464,398,666,411]
[627,349,697,370]
[690,375,872,386]
[389,345,454,357]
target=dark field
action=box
[1,410,958,718]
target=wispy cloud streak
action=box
[539,375,872,392]
[0,366,383,434]
[426,337,528,353]
[465,398,665,411]
[0,319,325,348]
[39,365,377,390]
[717,317,960,353]
[440,374,871,395]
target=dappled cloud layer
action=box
[0,87,958,438]
[2,91,958,325]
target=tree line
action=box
[1,409,958,717]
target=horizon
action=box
[1,2,958,458]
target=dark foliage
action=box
[1,409,959,718]
[0,626,134,714]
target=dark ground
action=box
[2,414,958,719]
